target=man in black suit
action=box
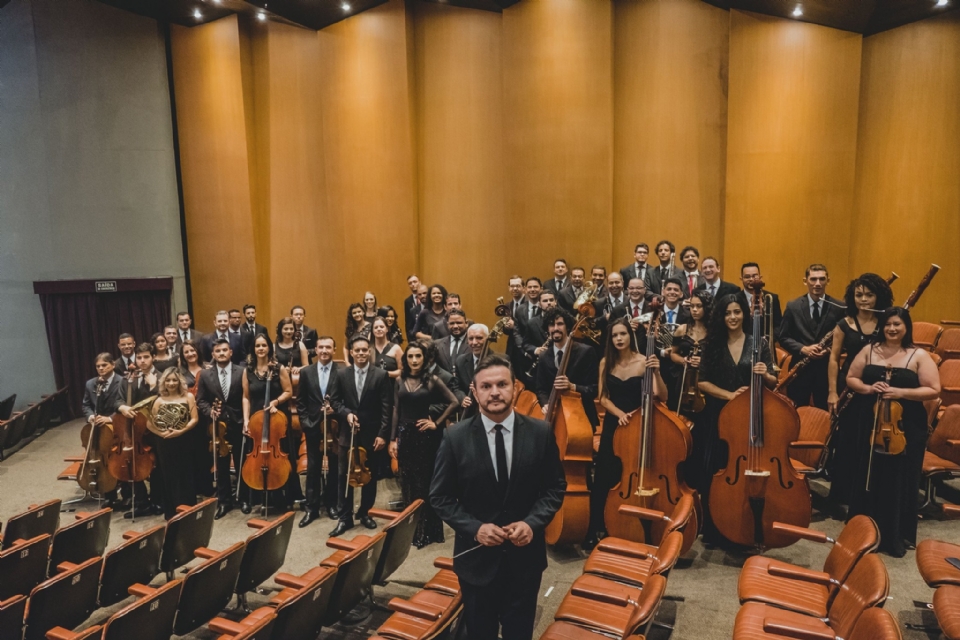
[240,304,268,356]
[599,272,626,317]
[542,258,569,294]
[430,355,565,639]
[589,265,607,298]
[535,308,600,428]
[291,305,318,357]
[115,333,137,375]
[452,323,490,418]
[434,309,471,373]
[660,277,691,328]
[175,311,201,347]
[512,277,542,335]
[201,311,245,364]
[82,353,129,508]
[514,290,557,387]
[406,284,428,343]
[557,267,586,313]
[162,326,180,359]
[297,336,342,527]
[678,246,705,299]
[227,309,246,360]
[737,262,783,334]
[619,243,653,294]
[608,277,654,340]
[328,336,394,536]
[778,264,844,410]
[403,274,422,342]
[431,293,464,340]
[646,240,681,294]
[196,338,248,518]
[694,256,739,301]
[425,341,461,418]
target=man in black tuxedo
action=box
[406,284,428,343]
[195,338,248,518]
[430,355,565,639]
[290,305,318,357]
[201,311,245,364]
[678,246,705,299]
[403,274,422,342]
[240,304,268,356]
[694,256,739,301]
[646,240,680,294]
[452,323,489,418]
[535,308,600,428]
[619,243,653,294]
[297,336,342,527]
[175,312,201,348]
[557,267,586,313]
[227,309,246,360]
[512,277,542,338]
[778,264,845,410]
[589,265,607,298]
[598,272,626,318]
[115,333,137,375]
[737,262,783,333]
[434,310,470,373]
[328,336,394,536]
[542,258,569,294]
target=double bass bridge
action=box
[744,470,770,477]
[635,487,660,498]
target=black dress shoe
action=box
[123,504,154,519]
[108,498,130,511]
[299,512,320,528]
[360,515,378,530]
[582,535,599,551]
[215,503,234,520]
[329,520,354,537]
[151,504,164,515]
[327,506,339,520]
[240,502,252,515]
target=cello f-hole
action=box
[658,475,679,505]
[618,472,638,500]
[770,456,794,490]
[726,455,746,485]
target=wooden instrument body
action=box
[711,387,810,548]
[348,445,372,487]
[873,368,906,455]
[512,380,542,417]
[107,410,154,482]
[297,415,340,475]
[242,409,291,490]
[544,391,593,546]
[78,420,119,493]
[678,346,706,414]
[604,402,698,552]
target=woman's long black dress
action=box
[672,334,710,493]
[392,375,458,547]
[245,369,295,508]
[275,344,303,369]
[588,374,644,537]
[153,399,197,519]
[848,353,928,557]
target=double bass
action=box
[241,362,291,514]
[77,378,119,496]
[711,280,810,548]
[107,370,156,504]
[605,302,700,552]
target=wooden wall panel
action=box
[413,2,506,327]
[317,0,420,338]
[851,13,960,323]
[723,10,862,299]
[171,16,260,330]
[501,0,614,279]
[613,0,729,269]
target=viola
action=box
[209,399,230,490]
[241,364,291,501]
[710,279,811,548]
[346,419,371,489]
[866,365,907,489]
[605,300,700,552]
[77,378,119,495]
[676,342,706,415]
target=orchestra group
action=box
[80,240,942,560]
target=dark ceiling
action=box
[75,0,960,34]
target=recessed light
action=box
[193,8,202,18]
[257,12,267,20]
[342,2,351,10]
[792,5,803,16]
[936,0,948,7]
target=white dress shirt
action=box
[807,294,822,319]
[480,410,515,481]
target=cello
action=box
[241,361,291,515]
[77,378,119,498]
[605,304,700,552]
[543,318,595,546]
[710,280,810,549]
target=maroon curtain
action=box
[34,278,173,419]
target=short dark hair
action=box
[701,256,719,267]
[525,276,542,287]
[163,325,176,332]
[243,304,256,313]
[741,262,760,274]
[542,307,574,332]
[474,353,515,381]
[805,263,828,277]
[316,335,336,348]
[539,290,556,301]
[135,342,155,356]
[213,338,231,348]
[590,264,607,275]
[407,274,419,282]
[290,305,305,314]
[446,293,461,303]
[95,352,114,365]
[348,335,370,350]
[879,307,914,348]
[448,309,467,319]
[509,274,523,283]
[176,311,190,320]
[656,240,675,253]
[119,333,134,341]
[663,277,683,291]
[228,308,241,315]
[400,340,428,378]
[571,267,585,275]
[555,258,568,266]
[680,245,699,259]
[634,243,649,252]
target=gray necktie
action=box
[220,367,229,400]
[320,365,329,397]
[357,368,366,397]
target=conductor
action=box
[430,354,566,639]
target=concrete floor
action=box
[1,419,957,639]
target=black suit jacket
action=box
[296,361,342,431]
[736,289,783,334]
[114,355,137,377]
[429,413,566,586]
[777,295,845,360]
[695,280,739,301]
[647,264,682,294]
[660,304,692,328]
[429,365,460,421]
[240,323,268,355]
[174,328,202,350]
[434,334,471,374]
[557,285,581,313]
[535,341,599,426]
[195,364,245,425]
[619,263,654,291]
[82,375,127,420]
[201,331,246,364]
[512,308,546,360]
[543,277,568,294]
[678,273,706,299]
[405,298,424,342]
[328,365,393,448]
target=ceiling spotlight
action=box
[342,2,351,10]
[936,0,948,7]
[193,8,202,18]
[257,11,266,20]
[792,5,803,16]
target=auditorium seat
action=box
[2,499,61,550]
[934,585,960,640]
[731,553,888,640]
[737,516,879,617]
[940,361,960,407]
[0,393,15,421]
[422,557,459,597]
[267,565,339,640]
[98,525,164,607]
[321,531,387,625]
[44,578,182,640]
[49,509,111,576]
[171,542,246,636]
[914,321,944,351]
[207,608,277,640]
[936,328,960,362]
[921,405,960,509]
[234,512,295,610]
[790,406,833,474]
[0,534,51,601]
[1,410,30,458]
[551,573,667,639]
[159,497,217,580]
[916,539,960,588]
[24,557,103,640]
[0,595,26,640]
[376,587,463,640]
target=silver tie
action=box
[220,367,229,399]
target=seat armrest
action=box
[208,617,248,634]
[274,573,310,589]
[944,504,960,517]
[175,504,192,514]
[771,522,831,544]
[596,540,649,559]
[194,547,217,560]
[56,561,79,573]
[75,512,93,520]
[768,564,833,585]
[128,583,156,598]
[618,505,665,522]
[434,557,454,570]
[570,584,630,607]
[122,530,140,541]
[246,519,270,530]
[326,537,360,551]
[63,457,84,462]
[947,439,960,446]
[762,618,835,640]
[46,626,96,640]
[387,597,443,621]
[367,508,399,521]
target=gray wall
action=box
[0,0,187,410]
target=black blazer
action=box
[619,263,654,290]
[777,295,845,360]
[429,413,566,586]
[429,365,460,421]
[678,273,706,299]
[513,309,547,360]
[114,355,137,377]
[404,295,421,342]
[660,304,691,328]
[201,331,246,364]
[174,328,202,350]
[736,290,783,334]
[82,375,127,420]
[296,361,342,431]
[240,323,268,355]
[434,334,471,373]
[695,280,739,301]
[195,364,245,424]
[646,264,682,294]
[542,277,568,294]
[328,365,393,447]
[534,341,599,426]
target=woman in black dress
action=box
[178,340,207,394]
[826,274,893,506]
[844,307,940,556]
[586,318,665,548]
[387,341,458,547]
[344,303,372,361]
[150,369,199,519]
[412,284,448,341]
[241,333,294,512]
[697,294,777,543]
[151,333,178,372]
[372,317,403,379]
[275,316,309,374]
[378,305,405,346]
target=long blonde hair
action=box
[158,368,188,398]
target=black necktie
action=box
[556,349,563,368]
[494,424,508,495]
[813,301,821,323]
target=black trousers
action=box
[336,445,377,521]
[303,427,339,513]
[786,358,830,410]
[219,423,251,505]
[460,562,542,640]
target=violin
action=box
[676,342,706,415]
[605,301,700,552]
[866,365,907,488]
[288,329,303,433]
[346,419,371,490]
[241,363,291,510]
[107,370,156,484]
[209,399,230,490]
[77,378,119,495]
[710,279,811,548]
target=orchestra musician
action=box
[290,305,318,357]
[363,291,379,323]
[543,259,569,294]
[515,290,558,387]
[535,307,600,428]
[843,307,940,557]
[328,335,394,537]
[453,323,490,420]
[430,293,464,340]
[162,326,180,358]
[81,353,127,508]
[150,369,198,519]
[408,284,429,343]
[150,332,177,372]
[600,272,626,317]
[589,265,607,297]
[240,303,268,356]
[178,339,213,496]
[297,336,342,527]
[678,246,704,299]
[115,333,137,375]
[377,305,405,347]
[737,262,783,333]
[227,309,245,350]
[403,274,423,342]
[413,284,449,342]
[647,240,680,294]
[608,277,653,332]
[557,267,586,313]
[201,310,245,364]
[433,309,470,374]
[777,264,845,409]
[694,256,739,301]
[618,243,652,293]
[344,303,372,361]
[372,316,403,378]
[175,311,201,347]
[275,316,309,373]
